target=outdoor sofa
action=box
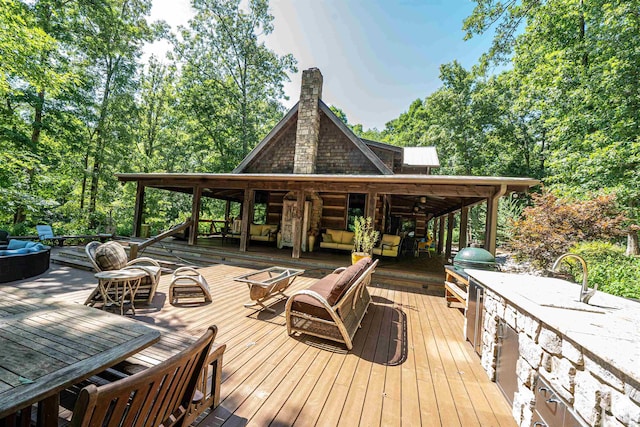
[249,223,278,243]
[319,228,355,251]
[285,257,378,350]
[0,239,50,283]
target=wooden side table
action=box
[94,269,147,315]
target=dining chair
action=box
[69,325,217,427]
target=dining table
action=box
[0,286,161,426]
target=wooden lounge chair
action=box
[68,325,217,427]
[85,241,161,304]
[286,258,378,350]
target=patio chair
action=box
[85,241,161,304]
[69,325,217,427]
[36,224,67,246]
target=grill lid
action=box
[453,247,497,271]
[454,247,496,264]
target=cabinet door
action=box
[496,321,519,405]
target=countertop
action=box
[465,269,640,383]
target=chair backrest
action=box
[85,241,102,272]
[70,325,217,427]
[36,225,54,239]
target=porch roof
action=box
[117,172,539,218]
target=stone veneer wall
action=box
[293,68,322,174]
[482,289,640,427]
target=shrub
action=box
[571,241,640,299]
[510,192,626,268]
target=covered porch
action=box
[118,173,538,263]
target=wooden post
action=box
[239,189,254,252]
[484,185,506,255]
[445,212,454,260]
[224,199,231,222]
[292,191,305,259]
[459,206,469,250]
[132,183,145,237]
[437,216,445,255]
[381,194,388,233]
[189,185,202,246]
[365,192,377,227]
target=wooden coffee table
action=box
[234,266,305,313]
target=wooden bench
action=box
[445,280,468,307]
[444,266,469,307]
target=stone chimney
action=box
[293,68,323,174]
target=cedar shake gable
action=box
[233,101,393,175]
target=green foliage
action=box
[352,216,379,255]
[571,241,640,300]
[510,192,627,268]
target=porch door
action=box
[279,200,311,249]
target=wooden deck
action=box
[19,262,515,426]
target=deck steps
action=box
[50,238,446,290]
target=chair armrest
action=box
[127,256,161,267]
[332,266,347,274]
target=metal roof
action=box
[403,147,440,167]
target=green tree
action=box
[175,0,296,171]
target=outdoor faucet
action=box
[551,253,596,304]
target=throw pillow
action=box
[7,239,29,250]
[327,257,372,305]
[322,233,333,243]
[94,241,128,271]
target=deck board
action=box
[40,263,513,427]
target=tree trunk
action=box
[626,230,640,256]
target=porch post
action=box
[365,192,377,224]
[445,212,454,260]
[292,190,304,259]
[459,206,469,250]
[189,185,202,246]
[239,189,254,252]
[133,183,145,237]
[437,216,445,255]
[484,185,507,255]
[381,194,388,233]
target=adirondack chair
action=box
[69,326,217,427]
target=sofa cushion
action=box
[94,241,128,271]
[380,234,401,246]
[341,231,354,245]
[250,224,261,236]
[7,239,29,250]
[290,273,341,321]
[327,257,371,306]
[326,229,341,243]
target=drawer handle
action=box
[538,386,549,393]
[533,422,547,427]
[546,397,561,404]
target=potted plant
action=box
[351,216,379,264]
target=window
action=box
[253,191,268,224]
[347,193,366,231]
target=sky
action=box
[147,0,495,130]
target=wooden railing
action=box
[129,219,193,259]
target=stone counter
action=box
[466,269,640,427]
